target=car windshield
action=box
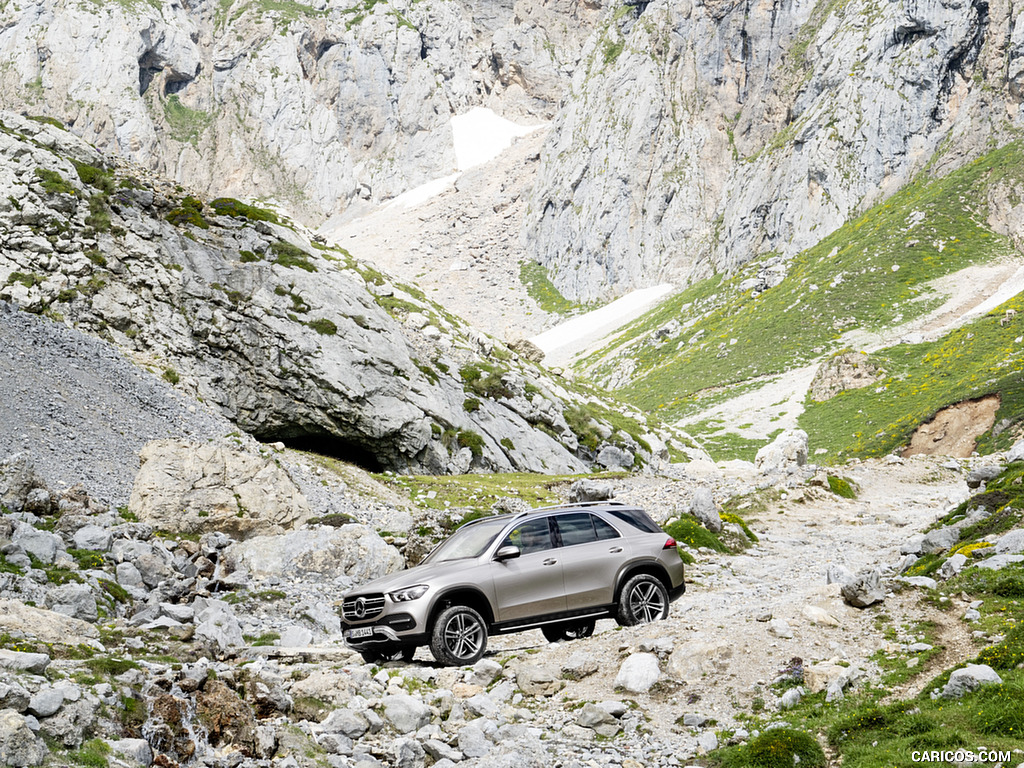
[422,517,509,563]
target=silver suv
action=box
[340,502,685,665]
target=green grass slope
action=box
[582,142,1024,426]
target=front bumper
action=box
[340,609,425,649]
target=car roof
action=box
[457,501,643,530]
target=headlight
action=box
[390,585,428,602]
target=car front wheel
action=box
[616,574,669,626]
[429,605,488,665]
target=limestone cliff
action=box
[1,112,682,474]
[0,0,600,223]
[524,0,1024,301]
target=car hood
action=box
[343,558,482,597]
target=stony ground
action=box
[2,403,1013,768]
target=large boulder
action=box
[941,664,1003,699]
[568,480,614,503]
[224,525,402,585]
[0,602,100,647]
[192,598,245,653]
[667,640,734,683]
[615,653,661,693]
[128,440,310,539]
[995,529,1024,555]
[754,430,809,475]
[45,584,98,623]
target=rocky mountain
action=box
[0,0,600,224]
[526,0,1024,300]
[5,0,1021,306]
[0,111,701,477]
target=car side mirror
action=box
[495,545,521,561]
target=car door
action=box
[489,516,567,622]
[554,513,631,610]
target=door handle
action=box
[609,547,623,553]
[543,558,557,566]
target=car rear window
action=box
[603,508,661,533]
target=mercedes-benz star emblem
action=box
[353,598,366,619]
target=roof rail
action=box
[511,500,628,520]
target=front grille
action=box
[342,594,385,621]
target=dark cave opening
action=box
[275,433,385,473]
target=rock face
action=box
[525,0,1024,301]
[0,112,648,476]
[0,0,599,223]
[129,439,310,539]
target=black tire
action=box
[429,605,488,665]
[616,573,670,626]
[541,619,597,643]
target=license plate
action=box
[347,627,374,639]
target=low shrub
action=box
[725,727,826,768]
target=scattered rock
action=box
[937,553,967,580]
[769,619,794,639]
[840,570,885,608]
[688,487,722,533]
[575,703,620,737]
[941,665,1003,699]
[562,651,599,681]
[615,653,661,693]
[382,694,432,733]
[465,659,502,687]
[514,664,564,696]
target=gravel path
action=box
[469,456,972,748]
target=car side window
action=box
[501,518,554,555]
[555,513,600,546]
[592,515,621,540]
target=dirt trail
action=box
[479,456,973,747]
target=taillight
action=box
[663,537,677,550]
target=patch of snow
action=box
[382,174,459,211]
[451,107,544,171]
[531,284,675,366]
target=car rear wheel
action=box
[616,574,669,626]
[541,619,597,643]
[429,605,488,665]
